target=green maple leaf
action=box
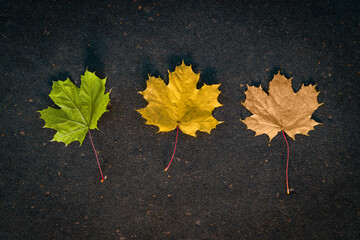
[39,70,110,146]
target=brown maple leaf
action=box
[241,71,323,194]
[241,71,323,142]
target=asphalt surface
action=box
[1,0,359,239]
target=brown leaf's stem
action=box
[88,130,104,182]
[282,130,290,194]
[164,125,179,172]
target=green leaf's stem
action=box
[164,125,179,171]
[88,131,104,182]
[282,130,290,194]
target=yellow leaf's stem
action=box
[164,125,179,172]
[88,131,104,182]
[282,130,290,194]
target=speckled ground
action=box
[1,0,359,239]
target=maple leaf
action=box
[137,61,222,171]
[241,71,323,194]
[241,71,323,142]
[39,70,110,146]
[39,70,110,182]
[137,61,223,137]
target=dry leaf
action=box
[137,61,223,137]
[241,71,323,141]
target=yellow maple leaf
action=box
[242,71,323,142]
[137,61,223,137]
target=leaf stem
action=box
[164,125,179,171]
[282,130,290,194]
[88,130,104,182]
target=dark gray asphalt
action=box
[1,0,359,239]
